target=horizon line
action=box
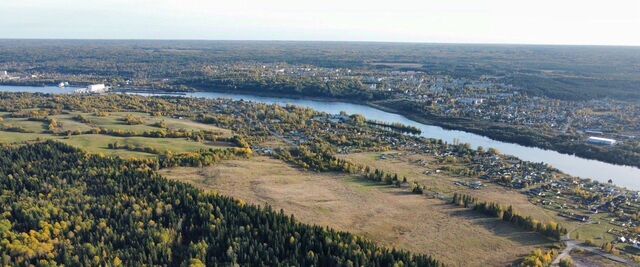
[1,37,639,48]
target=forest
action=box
[179,76,384,101]
[0,141,440,266]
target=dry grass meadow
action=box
[160,156,555,266]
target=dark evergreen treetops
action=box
[0,141,440,266]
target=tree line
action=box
[451,193,567,240]
[274,145,425,194]
[366,120,422,135]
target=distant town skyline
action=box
[1,0,639,46]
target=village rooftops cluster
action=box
[196,63,639,146]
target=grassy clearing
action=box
[161,118,233,134]
[339,151,562,223]
[340,150,631,254]
[79,112,233,135]
[0,111,236,158]
[160,156,555,266]
[2,111,232,136]
[0,132,53,143]
[568,213,619,245]
[570,250,628,267]
[0,132,231,158]
[59,134,223,156]
[1,118,48,133]
[74,113,161,132]
[48,114,95,132]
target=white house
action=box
[0,71,19,80]
[457,98,484,105]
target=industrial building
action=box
[587,136,617,146]
[75,84,108,94]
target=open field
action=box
[338,151,563,223]
[339,151,640,264]
[159,156,556,266]
[59,111,233,135]
[2,111,232,135]
[0,111,235,158]
[61,134,226,157]
[0,131,224,158]
[0,118,49,133]
[50,115,94,132]
[0,131,53,143]
[570,250,629,267]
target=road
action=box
[552,235,633,266]
[561,116,573,134]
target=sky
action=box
[1,0,639,46]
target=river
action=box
[2,85,640,190]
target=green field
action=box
[0,111,236,158]
[1,118,49,133]
[0,131,54,143]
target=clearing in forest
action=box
[160,156,556,266]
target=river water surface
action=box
[2,85,640,190]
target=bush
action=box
[559,257,574,267]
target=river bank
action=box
[369,100,640,169]
[2,85,640,189]
[368,100,640,169]
[177,87,640,169]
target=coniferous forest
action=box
[0,141,440,266]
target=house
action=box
[585,129,604,135]
[470,181,483,189]
[575,215,591,222]
[457,98,484,105]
